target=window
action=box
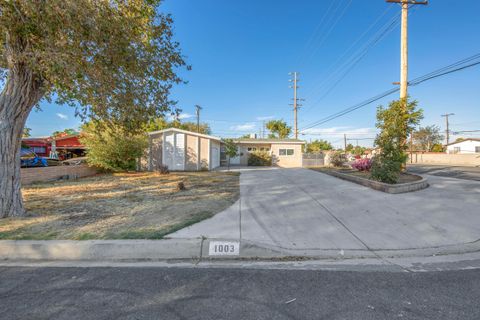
[247,147,257,152]
[32,146,46,154]
[279,148,294,156]
[476,146,480,153]
[454,147,461,154]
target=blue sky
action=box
[27,0,480,147]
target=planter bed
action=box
[311,168,429,194]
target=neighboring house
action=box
[147,128,222,171]
[146,128,306,171]
[22,134,86,160]
[446,138,480,154]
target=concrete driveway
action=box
[170,168,480,254]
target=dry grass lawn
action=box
[0,171,240,240]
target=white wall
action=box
[446,140,480,154]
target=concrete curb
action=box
[320,170,429,194]
[1,237,480,263]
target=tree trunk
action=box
[0,66,44,218]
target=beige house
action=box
[147,128,221,171]
[146,129,306,171]
[229,138,305,168]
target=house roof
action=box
[233,138,306,144]
[147,128,222,141]
[446,138,480,146]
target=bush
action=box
[80,122,148,172]
[329,151,346,167]
[351,158,372,171]
[248,151,272,166]
[370,156,403,184]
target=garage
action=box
[147,128,222,171]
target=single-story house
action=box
[147,128,222,171]
[229,138,306,168]
[146,128,306,171]
[446,138,480,154]
[22,133,86,160]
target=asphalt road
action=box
[1,267,480,320]
[407,164,480,181]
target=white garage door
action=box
[211,146,220,169]
[163,132,185,171]
[163,132,174,169]
[229,147,240,165]
[174,133,185,171]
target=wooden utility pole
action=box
[344,134,347,154]
[195,105,202,133]
[289,72,303,139]
[386,0,428,100]
[441,113,455,145]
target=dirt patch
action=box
[0,172,240,240]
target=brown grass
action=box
[0,171,240,240]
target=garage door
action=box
[211,146,220,169]
[163,132,185,171]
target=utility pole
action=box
[262,121,265,139]
[289,72,304,139]
[195,105,202,133]
[441,113,455,145]
[386,0,428,101]
[387,0,427,168]
[344,134,347,155]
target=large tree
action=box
[266,120,291,139]
[145,118,211,135]
[0,1,186,217]
[305,139,333,153]
[413,125,444,151]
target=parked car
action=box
[20,148,48,168]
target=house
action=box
[146,128,306,171]
[147,128,222,171]
[229,138,306,168]
[22,133,86,160]
[446,138,480,154]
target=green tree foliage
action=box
[145,118,211,135]
[0,0,187,217]
[431,143,445,153]
[52,128,78,137]
[80,122,147,172]
[371,98,423,184]
[266,120,291,139]
[305,139,333,153]
[351,146,366,156]
[413,125,444,151]
[222,138,239,169]
[22,127,31,138]
[345,143,354,152]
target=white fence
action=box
[302,153,325,167]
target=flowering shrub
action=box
[351,158,372,172]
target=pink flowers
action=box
[351,158,372,171]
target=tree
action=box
[52,128,78,137]
[266,120,291,139]
[222,138,238,170]
[22,127,31,138]
[80,122,147,172]
[305,139,333,153]
[0,1,186,217]
[144,118,211,135]
[345,143,354,152]
[413,125,444,151]
[371,98,423,184]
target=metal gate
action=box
[302,153,325,167]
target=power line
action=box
[299,53,480,133]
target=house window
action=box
[32,146,46,154]
[247,147,257,152]
[279,148,294,156]
[476,146,480,153]
[454,147,461,154]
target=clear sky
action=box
[27,0,480,148]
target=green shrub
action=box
[248,151,272,166]
[329,151,346,167]
[80,122,148,172]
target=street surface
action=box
[1,266,479,320]
[407,164,480,181]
